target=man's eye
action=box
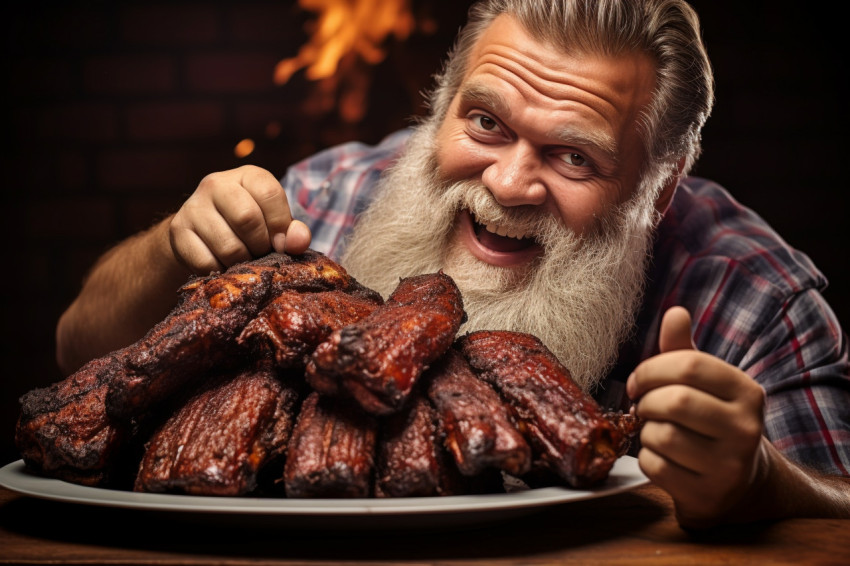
[472,115,500,132]
[559,152,588,167]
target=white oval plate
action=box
[0,457,648,528]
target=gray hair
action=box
[425,0,714,184]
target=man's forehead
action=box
[465,14,657,98]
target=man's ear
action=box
[654,157,686,215]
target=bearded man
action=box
[55,0,850,528]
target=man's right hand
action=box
[169,165,312,275]
[56,165,311,374]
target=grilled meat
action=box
[427,349,531,477]
[305,272,466,415]
[238,289,382,369]
[459,330,622,488]
[16,250,628,498]
[14,348,134,487]
[107,251,373,421]
[283,392,378,498]
[134,359,301,496]
[604,410,644,457]
[374,392,464,497]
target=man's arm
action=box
[628,307,850,528]
[55,165,311,375]
[55,217,189,375]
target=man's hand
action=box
[627,306,768,528]
[169,165,312,274]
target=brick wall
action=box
[3,1,847,465]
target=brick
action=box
[85,55,177,94]
[7,147,89,195]
[97,147,216,192]
[9,5,115,51]
[25,197,116,241]
[233,99,305,135]
[126,102,224,141]
[13,103,118,142]
[228,2,306,47]
[7,57,77,97]
[121,4,220,45]
[186,52,280,93]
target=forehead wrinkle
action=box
[458,82,511,118]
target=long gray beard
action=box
[340,124,657,393]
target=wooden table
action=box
[1,482,848,565]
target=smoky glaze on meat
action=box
[374,392,469,498]
[458,330,623,488]
[238,289,383,369]
[305,271,466,415]
[134,359,302,496]
[427,349,532,477]
[107,251,378,422]
[14,348,135,487]
[283,391,378,498]
[16,250,633,497]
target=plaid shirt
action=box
[282,128,850,476]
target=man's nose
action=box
[481,141,547,207]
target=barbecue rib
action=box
[283,391,378,498]
[107,251,376,421]
[134,360,302,496]
[305,272,466,415]
[14,348,135,487]
[427,349,531,477]
[604,410,644,457]
[238,289,382,369]
[459,330,622,488]
[374,392,464,497]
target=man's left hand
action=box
[627,306,768,528]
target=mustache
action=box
[440,179,569,248]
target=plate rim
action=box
[0,457,648,516]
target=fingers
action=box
[636,383,733,440]
[635,446,726,526]
[638,419,712,472]
[237,166,296,254]
[629,349,763,403]
[170,222,225,275]
[169,166,312,274]
[637,432,766,528]
[209,178,273,258]
[282,219,312,254]
[658,306,696,353]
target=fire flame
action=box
[237,0,429,158]
[274,0,416,123]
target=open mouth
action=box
[459,210,542,266]
[472,213,536,252]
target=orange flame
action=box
[275,0,416,123]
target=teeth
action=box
[485,222,529,240]
[471,211,529,240]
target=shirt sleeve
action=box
[279,129,411,260]
[744,288,850,476]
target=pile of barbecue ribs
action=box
[15,250,639,497]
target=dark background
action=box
[2,1,847,466]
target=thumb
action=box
[659,306,696,353]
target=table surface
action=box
[2,481,849,566]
